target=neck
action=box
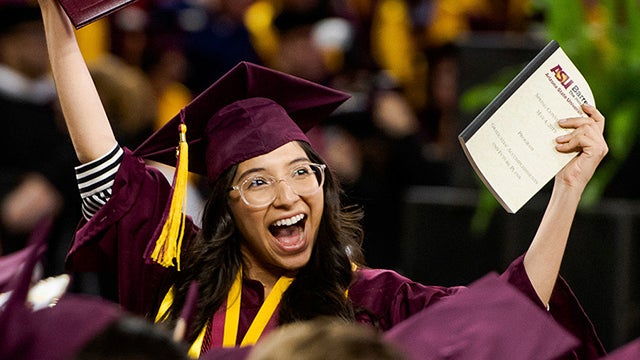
[244,266,281,296]
[240,251,297,297]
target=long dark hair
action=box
[166,141,365,341]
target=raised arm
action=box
[38,0,116,163]
[523,103,608,305]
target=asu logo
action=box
[549,64,574,89]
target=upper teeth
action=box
[274,214,304,227]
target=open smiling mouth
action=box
[269,214,306,250]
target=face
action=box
[229,141,324,280]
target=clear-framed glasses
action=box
[231,163,326,208]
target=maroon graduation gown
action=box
[599,338,639,360]
[66,149,605,358]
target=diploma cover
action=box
[58,0,137,29]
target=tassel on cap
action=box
[150,121,189,270]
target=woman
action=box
[38,0,607,358]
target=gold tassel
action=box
[151,123,188,270]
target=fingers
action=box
[555,104,608,157]
[582,103,605,123]
[558,103,605,131]
[555,125,604,155]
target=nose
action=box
[272,179,299,206]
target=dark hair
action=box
[75,316,190,360]
[167,141,365,341]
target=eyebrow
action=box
[236,157,310,181]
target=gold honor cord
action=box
[157,264,357,357]
[240,275,294,346]
[224,270,294,347]
[222,271,242,347]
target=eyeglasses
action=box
[231,163,326,208]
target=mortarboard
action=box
[0,244,41,293]
[133,61,350,183]
[384,273,580,360]
[0,218,190,359]
[133,61,350,268]
[0,217,123,360]
[601,338,640,360]
[0,216,52,295]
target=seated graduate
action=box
[37,0,607,358]
[0,219,189,360]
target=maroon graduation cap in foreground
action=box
[0,219,122,360]
[384,273,581,360]
[600,338,640,360]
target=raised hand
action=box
[554,103,608,190]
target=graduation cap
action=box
[133,61,350,268]
[384,273,580,360]
[134,61,349,182]
[0,218,194,359]
[602,338,640,360]
[0,222,51,359]
[0,217,122,360]
[0,244,41,293]
[0,217,52,295]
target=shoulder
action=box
[349,267,466,330]
[352,268,412,288]
[350,267,463,300]
[113,148,172,191]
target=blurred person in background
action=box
[182,0,263,94]
[0,3,78,279]
[89,3,158,150]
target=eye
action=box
[245,176,271,190]
[292,164,313,178]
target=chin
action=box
[278,252,312,272]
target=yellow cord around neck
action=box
[156,263,358,358]
[225,269,294,347]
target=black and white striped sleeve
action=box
[75,145,124,220]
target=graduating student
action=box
[37,0,607,358]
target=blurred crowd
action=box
[1,0,541,282]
